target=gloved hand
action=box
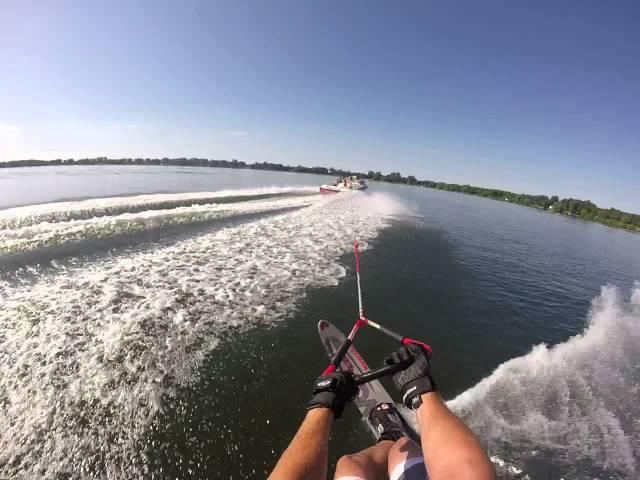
[306,371,358,419]
[385,343,437,410]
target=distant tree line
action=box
[1,157,638,232]
[0,157,352,176]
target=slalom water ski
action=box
[318,320,420,442]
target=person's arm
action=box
[416,392,494,480]
[387,345,495,480]
[268,408,332,480]
[269,371,358,480]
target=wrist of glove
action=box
[386,344,437,410]
[306,371,358,419]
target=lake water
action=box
[1,166,638,479]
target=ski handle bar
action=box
[322,317,433,381]
[353,360,408,385]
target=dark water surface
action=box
[152,209,640,479]
[1,167,639,479]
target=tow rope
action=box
[322,192,432,378]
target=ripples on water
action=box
[0,188,406,478]
[0,171,639,479]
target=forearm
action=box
[417,392,495,480]
[269,408,333,480]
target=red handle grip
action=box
[401,337,433,355]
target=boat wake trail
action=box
[0,190,408,479]
[449,283,640,480]
[0,188,317,256]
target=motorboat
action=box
[320,176,368,193]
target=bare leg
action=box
[334,440,394,480]
[387,437,427,480]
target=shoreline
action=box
[1,158,638,233]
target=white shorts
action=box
[335,455,428,480]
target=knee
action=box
[335,453,367,477]
[389,436,419,459]
[336,453,362,471]
[388,437,424,477]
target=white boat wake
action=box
[0,189,407,478]
[448,283,640,479]
[3,188,635,479]
[0,188,318,256]
[0,187,316,229]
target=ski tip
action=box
[318,320,331,332]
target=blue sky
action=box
[1,1,639,212]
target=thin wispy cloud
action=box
[226,130,248,136]
[0,123,25,160]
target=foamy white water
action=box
[0,187,316,229]
[0,190,408,478]
[449,283,640,479]
[3,174,638,479]
[0,192,318,255]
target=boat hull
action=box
[319,185,342,193]
[319,184,368,193]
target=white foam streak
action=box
[0,191,407,478]
[448,283,640,478]
[0,194,319,255]
[0,187,315,229]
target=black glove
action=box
[306,371,358,418]
[385,344,437,410]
